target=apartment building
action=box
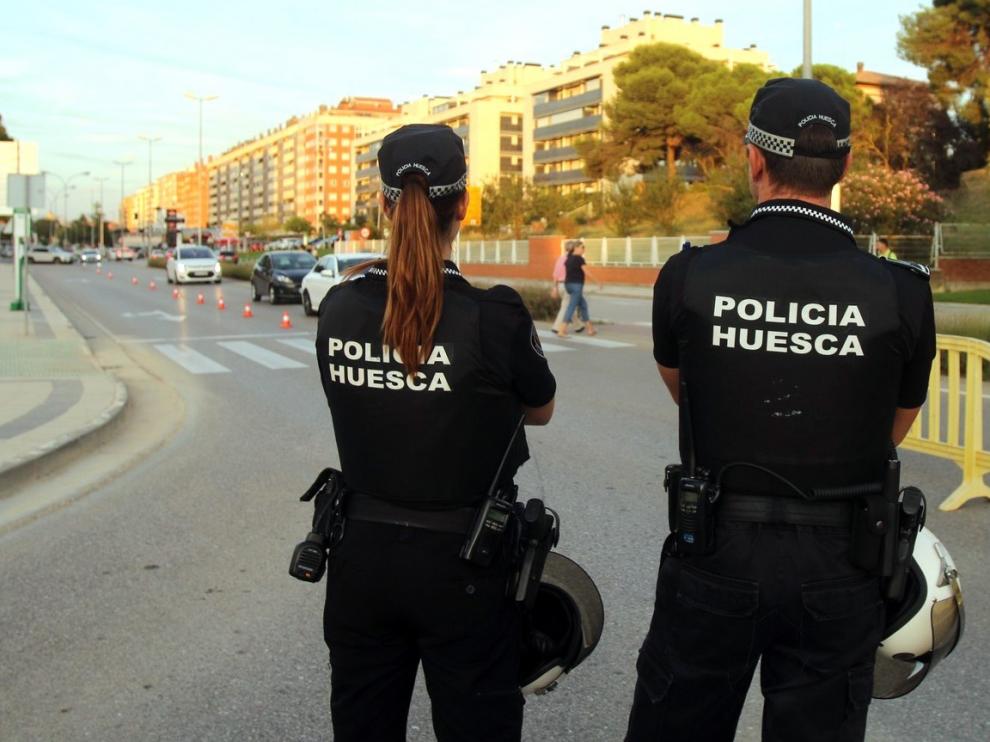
[205,98,396,231]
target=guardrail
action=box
[900,334,990,511]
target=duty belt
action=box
[345,491,476,535]
[718,493,853,528]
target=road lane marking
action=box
[278,338,317,355]
[537,330,633,349]
[217,341,307,369]
[539,342,574,353]
[153,344,230,374]
[123,331,312,345]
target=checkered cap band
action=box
[746,122,795,157]
[381,173,468,203]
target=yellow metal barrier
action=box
[901,334,990,511]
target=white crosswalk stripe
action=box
[153,344,231,375]
[537,330,633,349]
[539,342,574,353]
[278,337,317,355]
[216,341,307,369]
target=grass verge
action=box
[934,289,990,305]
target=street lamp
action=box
[185,91,218,245]
[42,170,90,245]
[138,135,161,250]
[113,159,132,245]
[93,176,110,249]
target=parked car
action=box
[78,248,102,264]
[300,252,381,315]
[149,247,167,259]
[267,237,304,251]
[111,245,137,261]
[217,248,239,264]
[251,250,316,304]
[27,245,75,264]
[166,245,222,284]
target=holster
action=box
[301,467,347,550]
[511,499,559,610]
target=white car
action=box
[166,245,222,284]
[301,252,381,315]
[27,246,75,264]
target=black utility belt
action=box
[345,491,476,535]
[717,493,852,528]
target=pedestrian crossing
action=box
[151,330,638,375]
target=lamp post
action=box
[138,135,161,251]
[42,170,90,245]
[93,176,109,249]
[184,92,218,245]
[113,159,132,246]
[803,0,813,79]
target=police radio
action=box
[461,415,526,567]
[289,468,346,583]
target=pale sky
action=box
[1,0,932,218]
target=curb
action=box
[0,379,129,499]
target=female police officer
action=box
[314,123,556,742]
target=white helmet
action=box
[874,526,965,699]
[518,552,604,695]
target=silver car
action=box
[166,245,222,284]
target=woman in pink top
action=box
[551,240,576,333]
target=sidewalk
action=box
[0,261,127,497]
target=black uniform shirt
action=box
[652,199,936,492]
[564,253,586,284]
[316,260,555,508]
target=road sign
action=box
[6,174,45,210]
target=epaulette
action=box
[883,257,931,281]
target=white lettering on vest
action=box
[323,337,454,392]
[712,325,736,348]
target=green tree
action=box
[639,173,686,233]
[705,152,756,226]
[320,214,342,234]
[898,0,990,152]
[33,218,58,244]
[284,215,313,235]
[481,176,528,238]
[581,43,719,180]
[0,115,11,142]
[603,181,640,236]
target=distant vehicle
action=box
[166,245,222,284]
[0,242,13,259]
[267,237,304,251]
[149,247,166,260]
[111,245,137,261]
[301,252,381,316]
[78,249,101,264]
[217,248,239,264]
[251,250,315,304]
[28,245,75,264]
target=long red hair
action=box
[382,173,462,376]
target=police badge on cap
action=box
[378,124,468,202]
[745,78,851,159]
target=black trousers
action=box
[625,521,884,742]
[323,520,523,742]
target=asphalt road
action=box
[1,261,987,742]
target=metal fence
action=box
[336,239,387,255]
[452,239,530,265]
[583,236,712,267]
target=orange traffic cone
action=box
[242,304,253,318]
[107,271,113,280]
[217,297,226,310]
[196,293,205,305]
[280,311,293,329]
[148,280,157,290]
[131,276,138,285]
[95,266,102,274]
[171,288,179,299]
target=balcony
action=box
[533,88,603,119]
[355,148,379,164]
[356,166,378,180]
[533,169,593,186]
[533,115,602,142]
[533,145,579,164]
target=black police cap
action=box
[745,78,851,159]
[378,124,467,202]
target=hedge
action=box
[475,281,558,322]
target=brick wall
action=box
[936,258,990,291]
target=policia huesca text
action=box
[288,82,963,742]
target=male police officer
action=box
[625,78,935,742]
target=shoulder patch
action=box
[885,257,931,281]
[530,324,546,359]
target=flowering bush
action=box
[842,168,946,234]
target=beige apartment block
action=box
[353,12,773,220]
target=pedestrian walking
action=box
[626,78,937,742]
[550,240,576,333]
[876,237,898,260]
[314,124,556,742]
[559,241,602,337]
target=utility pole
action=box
[94,176,109,249]
[42,170,90,245]
[802,0,813,79]
[184,92,218,245]
[113,159,132,247]
[138,135,161,251]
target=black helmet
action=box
[874,527,965,699]
[519,552,604,695]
